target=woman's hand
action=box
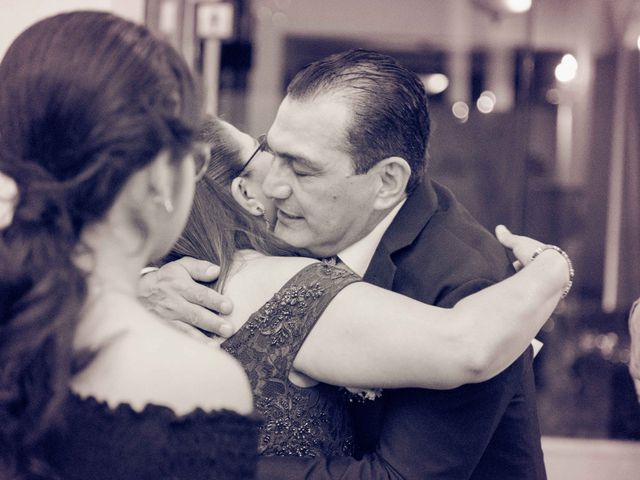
[495,225,544,271]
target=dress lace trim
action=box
[39,391,261,480]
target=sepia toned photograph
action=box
[0,1,639,479]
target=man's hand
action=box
[628,301,640,402]
[138,257,235,338]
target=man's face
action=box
[263,95,381,257]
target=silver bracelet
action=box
[529,245,575,299]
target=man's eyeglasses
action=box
[191,142,211,182]
[237,134,267,176]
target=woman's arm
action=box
[293,226,571,390]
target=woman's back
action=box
[41,294,259,479]
[220,254,361,456]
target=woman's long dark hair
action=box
[0,11,200,478]
[165,117,295,292]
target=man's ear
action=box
[231,176,266,217]
[370,156,411,210]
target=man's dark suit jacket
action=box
[258,179,546,479]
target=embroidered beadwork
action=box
[222,262,361,457]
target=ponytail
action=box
[0,166,86,478]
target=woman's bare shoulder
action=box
[219,254,321,330]
[224,253,318,305]
[233,251,318,279]
[71,314,253,416]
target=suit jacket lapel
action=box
[363,179,439,289]
[362,242,396,288]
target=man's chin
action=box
[273,222,309,248]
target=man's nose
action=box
[262,157,292,200]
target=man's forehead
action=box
[268,95,353,152]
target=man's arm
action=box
[138,257,236,337]
[257,278,535,479]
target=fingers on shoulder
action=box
[182,283,226,311]
[174,257,220,281]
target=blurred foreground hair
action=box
[0,11,200,478]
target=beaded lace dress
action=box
[221,261,362,457]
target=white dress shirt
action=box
[337,199,406,277]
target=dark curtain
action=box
[602,48,640,312]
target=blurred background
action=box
[2,0,640,476]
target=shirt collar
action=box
[338,199,406,277]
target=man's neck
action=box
[337,199,406,276]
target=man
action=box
[141,49,546,479]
